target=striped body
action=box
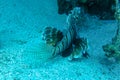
[41,7,89,60]
[51,8,79,57]
[51,23,76,57]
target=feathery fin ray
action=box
[22,41,55,67]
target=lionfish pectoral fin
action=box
[42,26,64,47]
[68,37,89,60]
[23,41,54,64]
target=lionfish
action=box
[41,7,89,60]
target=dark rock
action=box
[57,0,73,15]
[57,0,115,20]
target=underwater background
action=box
[0,0,120,80]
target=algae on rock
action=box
[102,0,120,62]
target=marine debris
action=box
[102,0,120,63]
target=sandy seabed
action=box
[0,0,120,80]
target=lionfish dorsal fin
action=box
[42,26,64,46]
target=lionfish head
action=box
[42,26,64,47]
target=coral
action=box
[57,0,73,14]
[57,0,115,19]
[78,0,87,3]
[102,0,120,63]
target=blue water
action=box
[0,0,120,80]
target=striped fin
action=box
[68,37,89,60]
[22,40,55,67]
[51,23,76,57]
